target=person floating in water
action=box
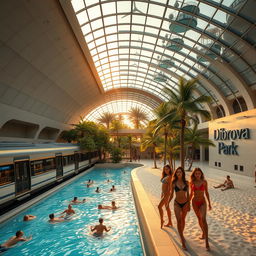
[48,213,65,223]
[98,201,118,210]
[61,204,75,217]
[86,179,93,187]
[95,187,100,193]
[0,230,32,252]
[213,175,234,191]
[109,185,116,192]
[23,215,36,221]
[70,197,86,204]
[90,218,111,236]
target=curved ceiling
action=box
[86,99,156,123]
[61,0,256,117]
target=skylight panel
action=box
[85,33,94,42]
[117,1,131,13]
[84,0,99,8]
[91,19,103,30]
[81,24,91,35]
[97,44,107,52]
[132,15,146,25]
[71,0,85,13]
[106,34,118,43]
[104,16,117,26]
[93,29,104,39]
[146,17,162,27]
[87,5,101,20]
[76,10,88,25]
[95,37,105,46]
[102,2,116,16]
[148,3,165,17]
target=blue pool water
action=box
[0,166,144,256]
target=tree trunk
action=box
[188,146,195,171]
[169,152,173,171]
[129,143,132,162]
[164,128,167,165]
[153,147,157,168]
[180,118,186,169]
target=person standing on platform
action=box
[158,164,173,228]
[190,168,212,251]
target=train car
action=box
[0,142,99,206]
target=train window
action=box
[0,164,14,185]
[31,158,56,176]
[63,155,74,166]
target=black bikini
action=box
[174,184,188,192]
[174,183,188,208]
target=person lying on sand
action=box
[0,230,32,252]
[90,218,111,236]
[98,201,119,210]
[214,175,234,191]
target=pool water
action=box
[0,167,144,256]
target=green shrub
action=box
[110,147,122,163]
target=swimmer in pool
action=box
[48,213,65,223]
[0,230,32,252]
[90,218,111,236]
[98,201,119,210]
[23,215,36,221]
[70,197,86,204]
[61,204,75,216]
[109,185,116,192]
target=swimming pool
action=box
[0,166,144,256]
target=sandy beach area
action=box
[136,161,256,256]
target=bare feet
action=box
[182,242,187,250]
[164,222,173,227]
[181,238,187,250]
[199,233,205,239]
[161,219,164,228]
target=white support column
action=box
[200,145,205,162]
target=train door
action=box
[74,152,79,174]
[14,157,31,196]
[55,153,63,180]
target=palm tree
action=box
[141,124,162,168]
[185,124,215,171]
[160,78,211,169]
[153,103,179,165]
[111,119,123,147]
[129,107,148,129]
[97,112,115,129]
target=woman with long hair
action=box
[190,167,212,251]
[169,166,190,250]
[158,164,173,228]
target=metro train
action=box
[0,143,99,206]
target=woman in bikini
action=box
[158,164,173,228]
[169,166,190,250]
[190,167,212,251]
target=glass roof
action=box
[70,0,256,112]
[85,99,156,123]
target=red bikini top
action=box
[191,183,205,191]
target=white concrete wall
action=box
[209,109,256,177]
